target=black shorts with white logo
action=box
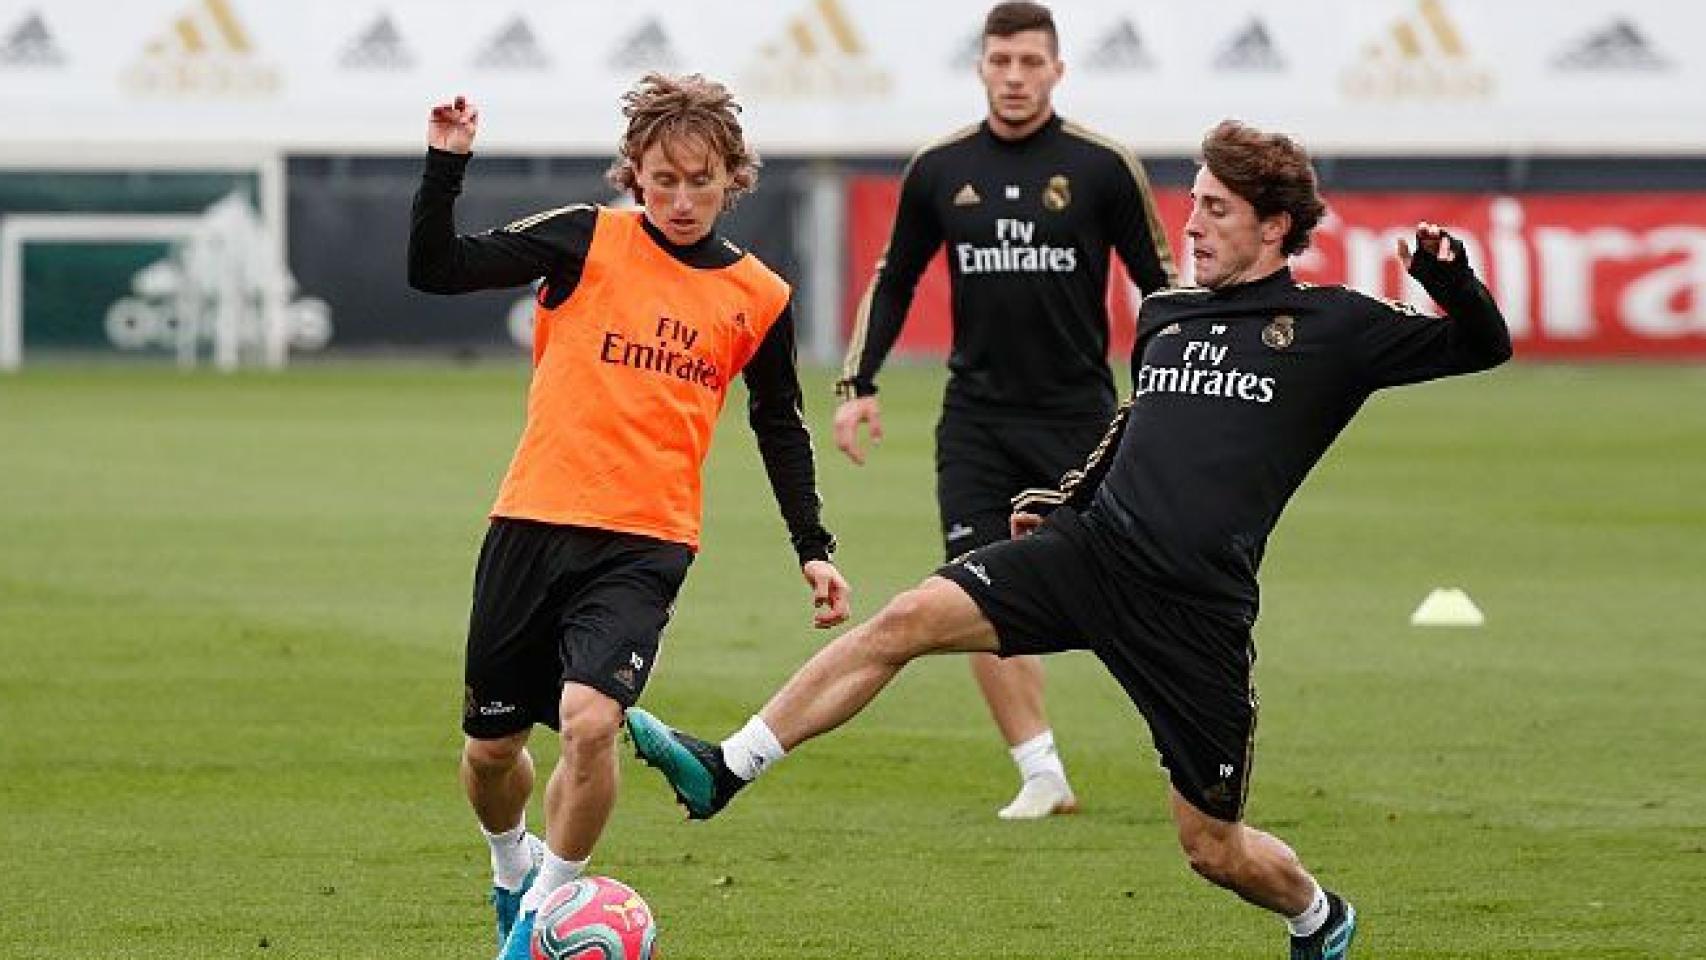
[934,507,1258,822]
[935,412,1109,560]
[461,519,694,739]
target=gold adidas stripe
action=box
[153,0,252,57]
[1056,397,1133,501]
[1421,0,1463,56]
[501,203,593,234]
[1143,286,1210,300]
[816,0,861,55]
[1061,120,1178,289]
[205,0,250,52]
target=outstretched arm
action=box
[407,96,585,295]
[1360,222,1513,389]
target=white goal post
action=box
[0,147,288,372]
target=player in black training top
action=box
[834,1,1174,820]
[627,119,1512,960]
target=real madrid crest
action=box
[1262,315,1295,350]
[1042,174,1071,212]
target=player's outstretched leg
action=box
[625,708,749,820]
[628,576,1002,819]
[1289,892,1356,960]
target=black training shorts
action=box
[934,507,1259,822]
[461,519,693,739]
[935,412,1109,560]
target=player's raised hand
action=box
[1396,221,1457,269]
[833,396,884,466]
[427,95,479,154]
[801,559,852,628]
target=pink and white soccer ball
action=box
[531,876,657,960]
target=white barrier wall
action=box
[2,0,1703,154]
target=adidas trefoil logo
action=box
[1553,18,1671,72]
[953,184,981,206]
[0,11,64,67]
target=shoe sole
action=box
[625,708,716,819]
[997,796,1080,820]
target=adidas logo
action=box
[1213,19,1284,72]
[1341,0,1492,101]
[953,184,981,206]
[474,16,548,71]
[1553,19,1670,72]
[124,0,280,96]
[947,29,982,70]
[743,0,891,100]
[340,13,414,70]
[1083,18,1152,72]
[0,11,64,67]
[608,18,681,71]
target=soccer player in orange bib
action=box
[407,75,850,960]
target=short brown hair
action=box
[606,73,759,209]
[1200,120,1326,256]
[983,1,1057,52]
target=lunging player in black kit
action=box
[834,1,1174,819]
[628,119,1511,959]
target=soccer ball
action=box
[531,876,657,960]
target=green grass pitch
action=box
[1,363,1702,958]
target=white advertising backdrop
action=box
[1,0,1703,154]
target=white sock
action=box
[520,848,588,914]
[483,819,533,892]
[1286,882,1330,937]
[1010,730,1067,783]
[721,715,786,781]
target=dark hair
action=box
[606,73,759,209]
[1200,119,1326,256]
[983,2,1057,51]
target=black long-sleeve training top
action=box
[408,147,835,564]
[842,113,1176,419]
[1021,238,1512,622]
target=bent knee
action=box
[864,588,947,660]
[557,686,623,747]
[463,731,528,770]
[1179,832,1242,888]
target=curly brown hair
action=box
[606,73,760,209]
[1200,120,1326,256]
